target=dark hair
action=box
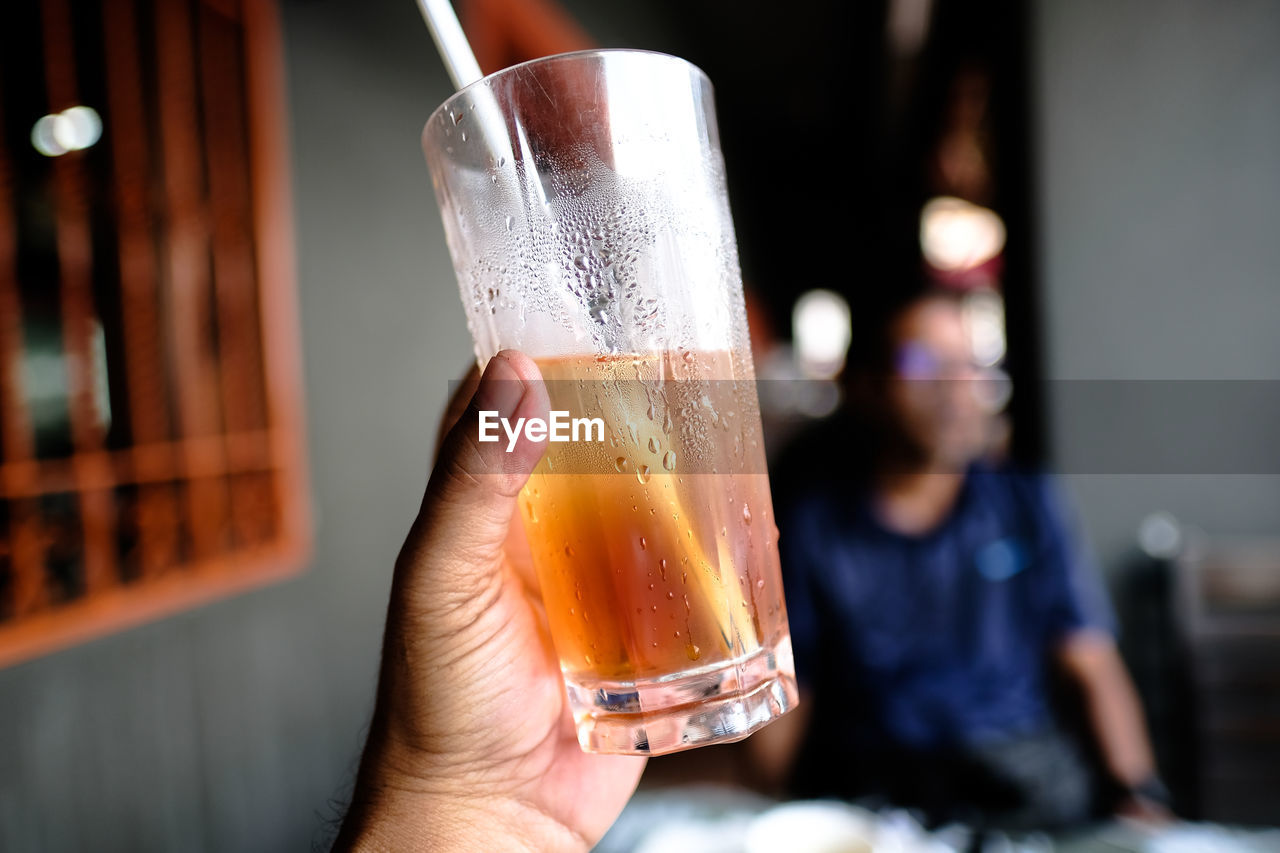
[844,283,966,379]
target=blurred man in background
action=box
[757,288,1169,829]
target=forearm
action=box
[334,791,495,853]
[1059,634,1156,788]
[1081,663,1155,786]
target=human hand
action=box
[334,350,647,852]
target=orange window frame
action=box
[0,0,309,667]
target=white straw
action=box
[414,0,484,90]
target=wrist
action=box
[335,787,515,853]
[335,739,589,853]
[336,785,588,853]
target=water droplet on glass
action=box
[505,215,513,232]
[573,254,588,271]
[742,503,753,525]
[686,643,701,660]
[584,653,592,665]
[614,457,630,473]
[648,436,660,453]
[662,450,677,471]
[682,350,695,363]
[757,578,765,590]
[575,587,583,601]
[460,130,467,142]
[639,536,647,550]
[666,591,674,600]
[564,544,576,558]
[636,465,652,484]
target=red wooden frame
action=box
[460,0,596,75]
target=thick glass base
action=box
[565,640,798,756]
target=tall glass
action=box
[422,49,797,755]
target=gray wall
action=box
[0,1,470,849]
[1032,0,1280,569]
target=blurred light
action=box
[745,801,875,853]
[962,289,1006,367]
[920,196,1006,272]
[57,106,102,150]
[796,380,841,419]
[1138,511,1183,559]
[887,0,934,56]
[792,289,851,379]
[971,365,1012,414]
[31,115,66,157]
[31,105,102,157]
[21,319,112,432]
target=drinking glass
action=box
[422,49,797,755]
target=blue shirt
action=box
[781,464,1114,757]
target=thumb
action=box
[397,350,550,597]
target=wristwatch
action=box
[1127,775,1172,807]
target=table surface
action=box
[593,785,1280,853]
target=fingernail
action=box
[473,354,526,418]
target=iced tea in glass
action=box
[422,49,796,754]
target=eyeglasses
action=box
[892,341,1013,412]
[894,341,986,380]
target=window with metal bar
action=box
[0,0,308,667]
